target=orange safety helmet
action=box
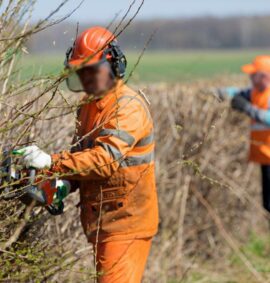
[65,26,127,78]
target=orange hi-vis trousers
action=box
[94,237,152,283]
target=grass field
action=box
[20,49,270,83]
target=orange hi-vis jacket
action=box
[51,80,159,242]
[249,88,270,164]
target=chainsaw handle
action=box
[28,168,36,185]
[26,169,65,215]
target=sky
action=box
[30,0,270,23]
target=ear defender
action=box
[64,46,73,68]
[105,41,127,79]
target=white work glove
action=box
[16,145,52,169]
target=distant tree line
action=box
[28,15,270,53]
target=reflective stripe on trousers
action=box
[250,123,270,131]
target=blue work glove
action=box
[217,87,240,100]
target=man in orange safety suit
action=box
[221,55,270,214]
[18,26,159,283]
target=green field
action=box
[20,49,270,82]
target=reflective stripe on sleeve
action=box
[98,142,154,167]
[120,151,154,167]
[136,131,154,147]
[98,129,135,147]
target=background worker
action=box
[221,55,270,213]
[17,26,159,283]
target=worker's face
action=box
[250,72,270,92]
[76,62,114,95]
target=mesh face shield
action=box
[65,71,85,93]
[65,60,115,93]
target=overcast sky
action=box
[30,0,270,23]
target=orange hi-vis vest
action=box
[249,87,270,164]
[51,80,159,242]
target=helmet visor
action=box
[65,71,85,93]
[65,60,112,93]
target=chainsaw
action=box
[0,146,70,215]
